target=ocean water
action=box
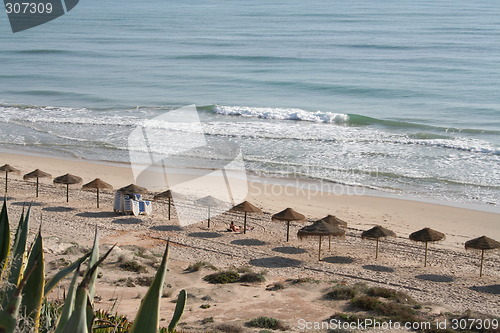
[0,0,499,207]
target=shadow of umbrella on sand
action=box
[362,226,396,259]
[272,208,305,242]
[82,178,113,208]
[231,201,262,234]
[318,215,348,250]
[298,220,345,261]
[465,236,500,277]
[195,195,227,228]
[409,227,445,267]
[53,173,82,203]
[154,190,185,220]
[23,169,51,197]
[0,164,20,193]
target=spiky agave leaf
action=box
[168,289,186,333]
[87,226,99,301]
[0,206,30,311]
[44,252,91,296]
[0,200,10,277]
[0,258,38,333]
[58,245,115,333]
[129,241,171,333]
[53,265,80,333]
[19,229,45,331]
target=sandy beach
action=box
[1,151,499,332]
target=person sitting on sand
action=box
[228,221,240,232]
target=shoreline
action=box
[1,150,499,250]
[2,147,498,215]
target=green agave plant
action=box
[0,200,186,333]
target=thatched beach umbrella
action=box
[0,164,20,193]
[82,178,113,208]
[118,184,148,195]
[298,220,346,261]
[362,226,396,259]
[53,173,82,202]
[272,208,306,242]
[409,227,445,267]
[231,201,262,234]
[195,195,226,228]
[465,236,500,277]
[23,169,51,197]
[154,190,185,220]
[319,215,348,249]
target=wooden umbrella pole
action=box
[207,206,211,228]
[318,236,322,261]
[329,235,331,250]
[36,177,39,198]
[243,212,247,234]
[286,221,290,242]
[480,249,484,277]
[97,188,100,208]
[66,183,69,202]
[168,197,171,220]
[424,242,428,267]
[4,171,7,193]
[376,238,379,259]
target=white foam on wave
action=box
[214,105,349,124]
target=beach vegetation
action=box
[366,286,416,304]
[0,201,186,333]
[203,270,240,284]
[118,260,147,273]
[266,282,285,291]
[215,322,245,332]
[287,277,320,284]
[239,271,267,283]
[325,283,367,300]
[246,316,289,330]
[186,261,217,272]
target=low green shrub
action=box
[203,270,240,284]
[246,316,289,330]
[240,272,266,283]
[216,323,245,333]
[186,261,217,272]
[119,260,147,273]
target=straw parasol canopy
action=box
[272,208,306,242]
[0,164,20,193]
[465,236,500,277]
[118,184,148,195]
[53,173,83,202]
[82,178,113,208]
[318,215,348,249]
[231,201,262,234]
[195,195,226,228]
[319,215,348,228]
[154,190,186,220]
[298,220,346,260]
[409,227,445,267]
[362,226,396,259]
[23,169,51,197]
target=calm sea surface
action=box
[0,0,499,207]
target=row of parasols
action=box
[267,207,498,278]
[2,165,498,277]
[0,164,112,207]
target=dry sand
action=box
[1,151,499,332]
